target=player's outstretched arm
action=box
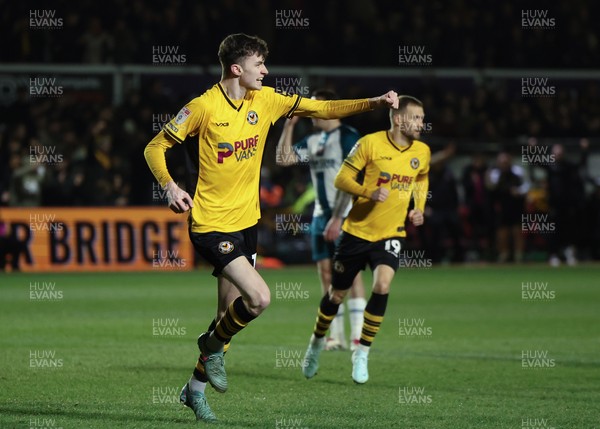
[292,90,399,120]
[369,90,400,110]
[144,131,194,214]
[275,116,301,166]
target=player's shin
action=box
[359,292,389,352]
[208,296,256,350]
[313,293,341,341]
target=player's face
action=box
[238,54,269,90]
[398,104,425,140]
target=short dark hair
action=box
[311,89,338,100]
[395,95,423,112]
[389,95,423,120]
[218,33,269,71]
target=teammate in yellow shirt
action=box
[144,33,399,422]
[302,95,430,384]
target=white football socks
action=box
[329,303,345,342]
[189,375,206,393]
[348,297,366,341]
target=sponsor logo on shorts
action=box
[218,241,234,254]
[333,260,345,273]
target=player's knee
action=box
[328,287,347,304]
[372,281,391,295]
[247,289,270,316]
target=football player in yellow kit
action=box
[301,96,430,384]
[144,33,399,421]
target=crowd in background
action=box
[1,78,598,265]
[1,0,599,265]
[2,0,598,67]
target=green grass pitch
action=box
[1,265,599,428]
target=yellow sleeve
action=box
[413,174,429,212]
[163,99,205,143]
[143,131,177,187]
[334,140,374,199]
[290,97,374,119]
[335,165,372,199]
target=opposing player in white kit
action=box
[276,89,366,351]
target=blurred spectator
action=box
[41,159,85,206]
[586,180,600,260]
[9,143,46,207]
[461,152,494,261]
[0,220,26,272]
[259,167,284,209]
[487,151,530,263]
[531,140,588,266]
[80,18,114,63]
[422,160,464,263]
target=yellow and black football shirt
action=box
[145,84,373,233]
[335,130,431,242]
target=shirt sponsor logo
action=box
[377,172,414,190]
[217,135,260,163]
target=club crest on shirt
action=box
[175,107,191,125]
[410,157,420,169]
[218,241,234,254]
[247,110,259,125]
